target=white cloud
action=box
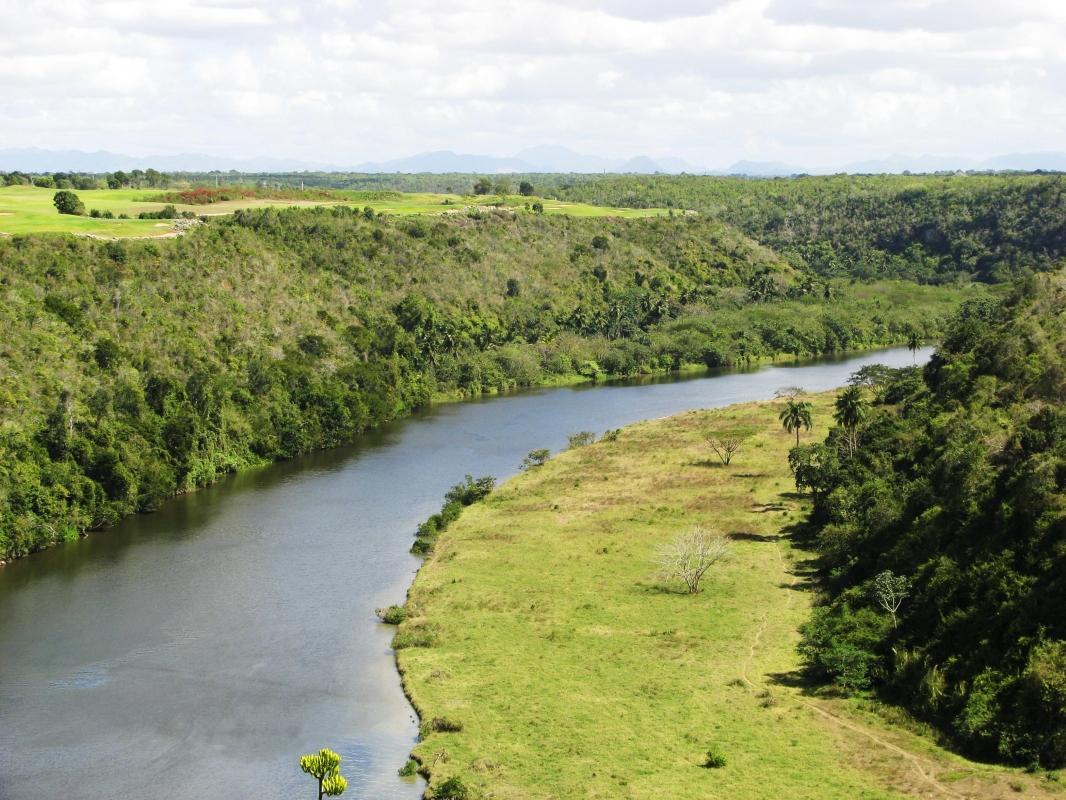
[0,0,1063,166]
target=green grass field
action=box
[397,396,1058,800]
[0,185,669,238]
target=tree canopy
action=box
[797,271,1066,768]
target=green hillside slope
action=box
[0,207,968,559]
[796,272,1066,766]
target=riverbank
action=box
[397,394,1055,799]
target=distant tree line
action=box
[2,168,169,189]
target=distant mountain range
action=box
[2,146,1064,176]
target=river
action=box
[0,346,930,800]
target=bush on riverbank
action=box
[376,605,408,625]
[412,475,496,555]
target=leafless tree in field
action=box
[774,386,805,400]
[655,525,730,594]
[707,435,744,465]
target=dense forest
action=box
[551,174,1066,284]
[0,205,967,560]
[795,272,1066,767]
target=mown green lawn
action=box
[397,396,1054,800]
[0,185,669,238]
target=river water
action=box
[0,346,930,800]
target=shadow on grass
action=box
[766,668,849,700]
[750,502,789,513]
[635,580,693,596]
[688,459,728,468]
[727,530,784,542]
[780,517,821,547]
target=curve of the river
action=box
[0,346,931,800]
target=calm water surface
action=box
[0,346,930,800]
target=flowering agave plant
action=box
[300,748,348,798]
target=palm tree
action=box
[833,386,868,456]
[907,331,922,363]
[779,398,813,446]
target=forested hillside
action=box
[163,173,1066,285]
[553,174,1065,285]
[795,272,1066,767]
[169,172,1066,285]
[0,206,965,560]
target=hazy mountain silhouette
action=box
[2,146,1064,176]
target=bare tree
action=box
[774,386,805,400]
[872,570,909,628]
[655,525,730,594]
[707,436,743,466]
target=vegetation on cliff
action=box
[0,207,966,559]
[797,272,1066,767]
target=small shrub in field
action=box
[392,626,436,650]
[703,746,727,768]
[431,776,470,799]
[567,431,596,449]
[600,428,621,442]
[376,605,407,625]
[398,759,419,777]
[521,448,550,469]
[424,716,464,733]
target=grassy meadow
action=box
[397,395,1058,799]
[0,184,669,238]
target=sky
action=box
[2,0,1064,167]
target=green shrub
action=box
[392,626,436,650]
[53,190,85,215]
[567,431,596,449]
[138,204,178,220]
[398,759,419,777]
[424,716,464,734]
[703,746,727,768]
[439,500,462,525]
[431,776,470,799]
[521,448,550,469]
[376,605,408,625]
[798,606,888,691]
[444,475,496,506]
